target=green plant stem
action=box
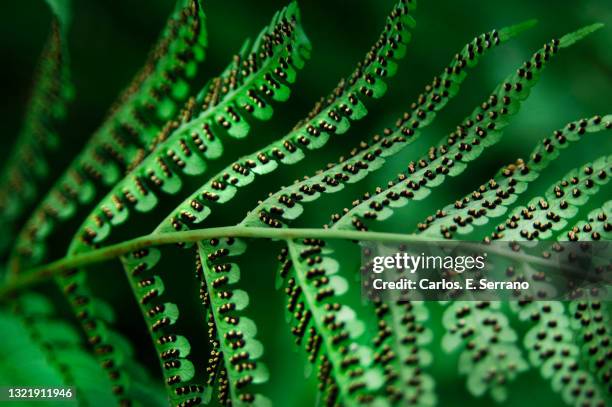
[0,226,577,300]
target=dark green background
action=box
[1,0,610,406]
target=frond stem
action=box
[0,226,573,299]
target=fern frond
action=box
[568,299,612,401]
[9,294,115,405]
[5,2,210,403]
[404,119,610,401]
[46,5,309,406]
[490,201,612,406]
[193,249,224,403]
[1,1,608,405]
[119,2,417,402]
[154,0,417,235]
[432,155,610,401]
[121,248,206,407]
[0,312,80,394]
[563,201,611,242]
[10,0,208,271]
[487,169,611,406]
[441,301,528,401]
[8,293,165,406]
[514,300,607,406]
[332,24,602,232]
[123,3,417,403]
[244,21,538,230]
[371,299,436,405]
[308,25,601,404]
[279,237,388,405]
[559,203,612,403]
[234,22,537,405]
[109,0,207,123]
[195,239,270,406]
[68,2,310,253]
[417,115,611,239]
[489,155,610,241]
[319,22,543,406]
[0,1,72,257]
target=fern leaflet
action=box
[0,0,72,257]
[10,0,208,271]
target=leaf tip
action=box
[499,19,537,41]
[515,18,539,32]
[559,22,604,48]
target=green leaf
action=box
[0,2,73,257]
[242,21,533,230]
[121,247,205,406]
[196,239,271,406]
[10,0,209,271]
[280,239,385,405]
[68,2,310,251]
[154,0,418,235]
[233,21,535,406]
[490,155,611,241]
[442,301,528,400]
[417,115,611,240]
[333,24,599,233]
